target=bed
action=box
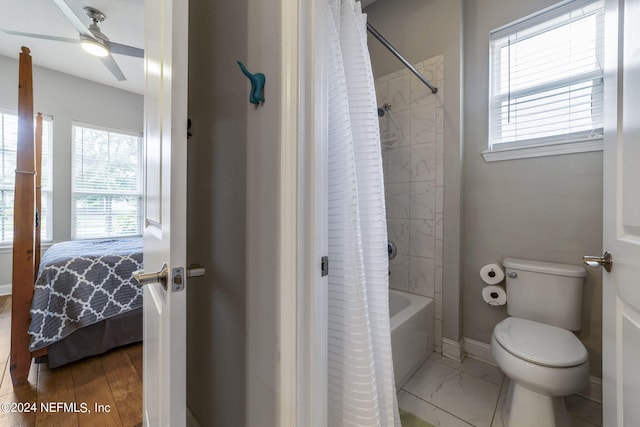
[28,237,143,367]
[10,47,143,384]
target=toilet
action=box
[491,258,589,427]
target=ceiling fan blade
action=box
[1,29,79,44]
[51,0,92,38]
[110,42,144,59]
[99,54,126,81]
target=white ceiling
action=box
[0,0,144,94]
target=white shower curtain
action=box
[327,1,400,426]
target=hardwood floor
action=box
[0,295,143,426]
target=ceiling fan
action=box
[1,0,143,81]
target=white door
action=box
[139,0,189,425]
[601,0,640,425]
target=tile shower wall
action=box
[376,55,445,353]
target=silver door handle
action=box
[583,251,612,273]
[133,262,169,286]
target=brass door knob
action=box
[133,262,169,286]
[583,252,613,273]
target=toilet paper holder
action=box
[487,270,516,279]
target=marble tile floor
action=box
[398,353,603,427]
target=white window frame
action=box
[0,108,53,247]
[483,0,605,162]
[71,122,143,240]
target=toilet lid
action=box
[494,317,588,368]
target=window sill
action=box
[481,138,603,162]
[0,241,54,254]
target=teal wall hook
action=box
[237,61,265,106]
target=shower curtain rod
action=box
[367,23,438,94]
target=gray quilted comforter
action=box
[28,237,143,351]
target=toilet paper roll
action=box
[480,263,505,285]
[482,285,507,306]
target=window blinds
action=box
[0,111,53,244]
[0,112,18,244]
[489,0,604,149]
[72,124,142,239]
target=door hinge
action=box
[321,256,329,277]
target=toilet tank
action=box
[503,258,586,331]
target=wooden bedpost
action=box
[10,46,36,386]
[34,113,42,279]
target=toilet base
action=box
[502,381,570,427]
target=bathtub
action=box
[390,289,434,390]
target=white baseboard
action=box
[442,337,464,362]
[578,376,602,404]
[463,337,497,366]
[187,406,201,427]
[0,284,11,296]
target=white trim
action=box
[70,120,143,138]
[0,241,53,254]
[488,0,605,161]
[578,376,603,404]
[186,407,201,427]
[296,0,328,426]
[279,0,300,425]
[442,337,464,362]
[0,284,11,296]
[463,337,498,366]
[490,0,603,38]
[481,138,603,162]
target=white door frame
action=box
[602,0,640,425]
[277,0,329,425]
[279,0,303,422]
[291,0,329,425]
[602,2,620,424]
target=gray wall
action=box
[186,0,248,424]
[0,54,143,291]
[187,0,286,425]
[365,0,464,341]
[462,0,603,378]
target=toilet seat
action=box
[493,317,588,368]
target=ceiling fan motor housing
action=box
[84,7,106,23]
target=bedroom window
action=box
[0,110,53,245]
[72,123,142,239]
[484,0,604,162]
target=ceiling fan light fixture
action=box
[80,35,109,57]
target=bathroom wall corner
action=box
[442,337,464,362]
[463,337,496,366]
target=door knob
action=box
[133,262,169,286]
[583,251,613,273]
[133,263,204,292]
